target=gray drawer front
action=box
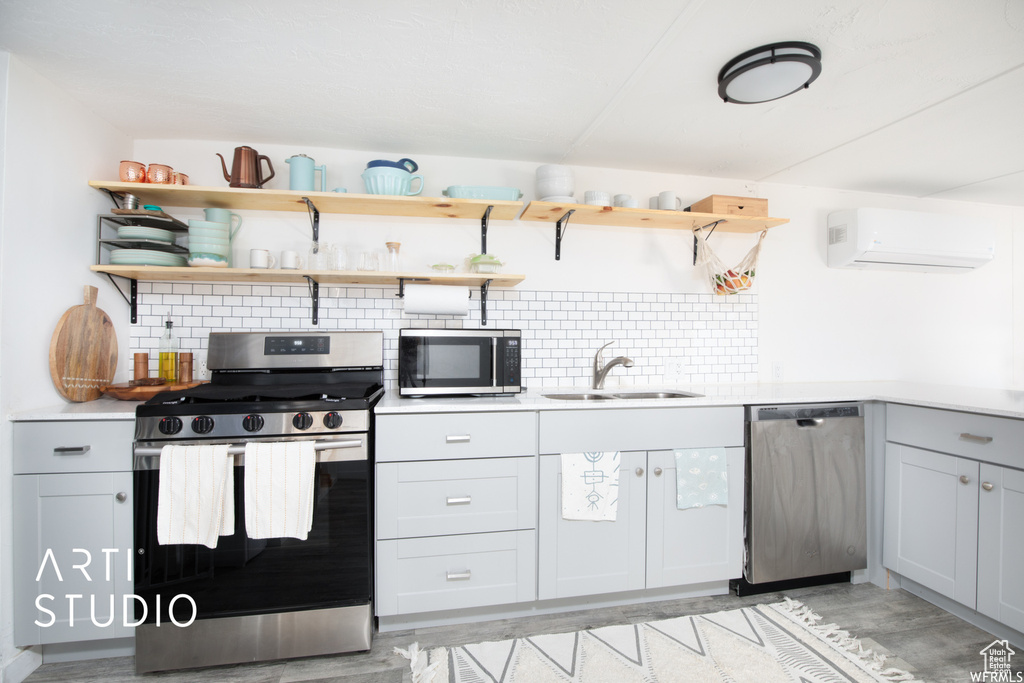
[376,530,536,616]
[539,406,743,453]
[376,412,537,462]
[887,404,1024,469]
[377,457,536,540]
[14,420,134,474]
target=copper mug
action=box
[119,160,147,183]
[148,163,173,184]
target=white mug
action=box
[281,250,303,269]
[613,193,632,207]
[250,249,276,269]
[658,191,683,211]
[584,190,612,206]
[649,196,660,209]
[622,198,640,208]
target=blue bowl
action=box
[367,158,418,173]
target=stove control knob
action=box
[158,417,183,435]
[191,415,215,435]
[292,412,314,430]
[242,414,265,433]
[323,412,343,429]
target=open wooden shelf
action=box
[519,200,789,233]
[89,181,525,221]
[91,265,524,288]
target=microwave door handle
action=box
[491,337,499,387]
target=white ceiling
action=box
[2,0,1024,206]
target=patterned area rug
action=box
[396,598,915,682]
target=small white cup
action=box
[649,196,660,209]
[658,191,683,211]
[281,250,303,269]
[613,193,632,207]
[584,190,612,206]
[250,249,276,269]
[622,198,640,208]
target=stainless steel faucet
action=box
[593,341,634,390]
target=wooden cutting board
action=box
[100,380,206,401]
[49,286,118,402]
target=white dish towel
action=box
[157,444,235,548]
[244,441,317,541]
[561,452,620,521]
[674,447,728,510]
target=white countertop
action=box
[11,381,1024,422]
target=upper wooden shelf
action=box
[89,181,524,221]
[519,200,788,233]
[90,265,525,288]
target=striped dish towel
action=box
[244,441,317,540]
[157,444,235,548]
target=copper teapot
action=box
[216,146,275,188]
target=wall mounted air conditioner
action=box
[827,208,995,272]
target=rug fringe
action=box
[393,642,443,683]
[777,597,916,681]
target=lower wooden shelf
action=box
[91,265,524,288]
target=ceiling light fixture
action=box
[718,41,822,104]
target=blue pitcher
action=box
[286,154,327,192]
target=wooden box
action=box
[689,195,768,217]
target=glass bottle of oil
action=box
[158,320,178,383]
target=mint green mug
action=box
[203,208,242,239]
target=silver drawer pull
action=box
[959,475,971,485]
[53,445,91,455]
[446,570,472,581]
[635,467,644,477]
[446,496,472,506]
[653,467,663,476]
[959,433,993,445]
[982,482,995,492]
[446,435,471,444]
[116,492,128,503]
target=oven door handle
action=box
[133,438,365,466]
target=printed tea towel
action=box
[674,447,728,509]
[561,452,620,521]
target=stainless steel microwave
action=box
[398,328,522,397]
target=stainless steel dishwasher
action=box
[742,402,866,590]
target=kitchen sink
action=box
[542,391,703,401]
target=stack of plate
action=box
[110,249,187,267]
[187,219,230,268]
[116,225,174,243]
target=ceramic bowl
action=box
[188,253,229,267]
[188,224,230,239]
[537,176,574,198]
[362,167,423,196]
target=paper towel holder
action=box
[397,278,494,325]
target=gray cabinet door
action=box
[13,472,133,646]
[538,452,646,600]
[882,444,979,607]
[646,448,744,588]
[977,464,1024,632]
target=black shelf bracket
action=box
[480,279,493,326]
[304,276,319,325]
[396,277,431,298]
[555,209,575,260]
[303,198,320,253]
[481,205,493,254]
[105,273,138,324]
[692,220,725,266]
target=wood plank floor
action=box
[22,582,1017,682]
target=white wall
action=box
[135,138,1021,389]
[0,54,131,683]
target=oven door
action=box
[398,330,499,395]
[132,434,371,624]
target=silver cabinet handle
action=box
[446,435,471,444]
[116,492,127,503]
[959,433,993,445]
[446,496,472,506]
[959,475,970,485]
[982,482,995,492]
[446,570,472,581]
[54,445,91,455]
[796,418,824,428]
[635,467,644,477]
[653,467,663,476]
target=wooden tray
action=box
[100,380,206,401]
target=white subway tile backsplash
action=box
[129,285,758,387]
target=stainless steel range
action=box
[132,331,383,673]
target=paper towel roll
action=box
[403,284,469,315]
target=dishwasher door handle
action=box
[796,418,824,428]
